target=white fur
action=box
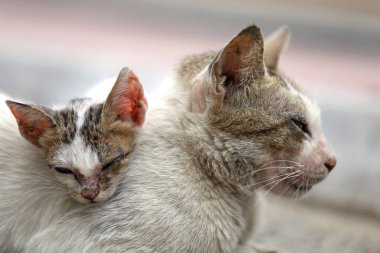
[54,99,100,177]
[73,99,93,130]
[0,78,262,253]
[0,64,332,252]
[55,137,99,177]
[284,78,321,125]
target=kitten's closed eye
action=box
[102,153,129,172]
[54,167,73,174]
[291,118,311,137]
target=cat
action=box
[2,25,336,253]
[0,67,147,251]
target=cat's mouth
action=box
[287,181,313,192]
[284,174,326,193]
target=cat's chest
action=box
[106,163,247,253]
[156,179,248,252]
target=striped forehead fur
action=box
[45,97,135,176]
[52,98,105,146]
[48,98,104,176]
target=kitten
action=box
[2,25,336,253]
[5,67,147,204]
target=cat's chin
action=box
[68,192,101,204]
[69,190,115,204]
[266,171,327,199]
[72,196,102,204]
[283,181,314,197]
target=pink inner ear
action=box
[7,103,51,147]
[19,121,50,147]
[115,71,147,126]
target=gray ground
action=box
[257,198,380,253]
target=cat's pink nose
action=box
[324,157,337,172]
[81,189,99,201]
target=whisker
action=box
[251,171,302,207]
[259,171,302,189]
[251,170,302,195]
[238,166,299,180]
[244,170,302,188]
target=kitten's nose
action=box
[324,157,337,172]
[81,189,99,201]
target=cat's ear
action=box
[264,26,290,71]
[191,25,265,113]
[6,101,55,148]
[102,67,147,127]
[212,25,265,85]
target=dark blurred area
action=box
[0,1,379,252]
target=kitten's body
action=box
[0,68,148,252]
[0,25,336,252]
[0,94,77,252]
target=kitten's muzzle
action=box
[80,176,101,201]
[81,188,99,201]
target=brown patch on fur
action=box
[37,108,79,161]
[98,119,136,157]
[52,108,77,143]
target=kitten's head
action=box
[7,68,147,203]
[191,25,336,197]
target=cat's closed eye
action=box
[54,167,73,174]
[291,118,311,137]
[102,153,129,172]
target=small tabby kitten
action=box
[6,67,147,203]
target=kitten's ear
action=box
[264,26,290,71]
[102,67,147,127]
[6,101,55,148]
[191,25,265,113]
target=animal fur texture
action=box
[0,25,336,253]
[3,68,147,205]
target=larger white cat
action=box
[0,25,336,253]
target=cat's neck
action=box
[180,113,256,194]
[146,54,256,195]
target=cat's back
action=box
[84,68,246,252]
[34,106,244,253]
[175,51,216,91]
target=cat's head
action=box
[7,68,147,203]
[191,25,336,197]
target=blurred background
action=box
[0,0,379,252]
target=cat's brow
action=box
[53,109,77,144]
[80,103,104,148]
